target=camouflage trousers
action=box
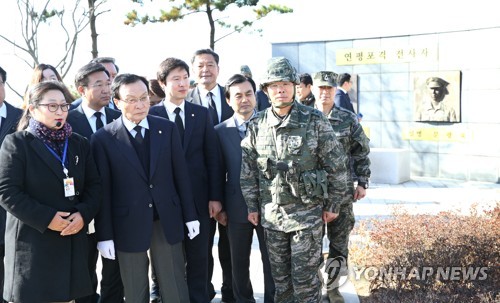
[325,202,355,278]
[264,224,323,303]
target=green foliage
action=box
[124,0,292,49]
[350,203,500,302]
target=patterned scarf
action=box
[28,118,72,157]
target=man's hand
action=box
[97,240,115,260]
[322,211,339,223]
[215,211,228,226]
[208,201,222,218]
[353,186,367,201]
[248,212,259,226]
[186,220,200,240]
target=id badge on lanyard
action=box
[45,139,75,197]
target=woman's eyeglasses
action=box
[37,103,71,112]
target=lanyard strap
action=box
[44,138,69,177]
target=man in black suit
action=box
[91,73,199,303]
[67,62,122,303]
[149,57,223,303]
[334,73,355,113]
[187,48,234,302]
[215,74,275,303]
[71,57,119,110]
[0,66,22,303]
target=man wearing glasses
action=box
[0,66,22,303]
[68,62,123,303]
[91,73,198,303]
[71,57,120,110]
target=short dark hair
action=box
[90,57,119,73]
[224,74,256,100]
[0,66,6,82]
[157,58,190,84]
[337,73,351,86]
[191,49,219,65]
[74,63,109,88]
[111,73,149,101]
[299,73,313,86]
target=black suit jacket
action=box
[67,105,121,140]
[186,85,233,125]
[149,101,223,217]
[214,117,249,224]
[0,131,101,301]
[0,101,22,246]
[91,116,198,252]
[334,89,355,113]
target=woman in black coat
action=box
[0,81,101,302]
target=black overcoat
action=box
[0,130,101,302]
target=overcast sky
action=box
[1,0,499,106]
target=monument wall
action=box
[272,27,500,182]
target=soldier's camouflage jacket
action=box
[326,106,371,203]
[240,101,348,233]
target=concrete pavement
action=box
[210,177,499,302]
[96,177,499,302]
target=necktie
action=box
[133,125,143,144]
[239,122,248,140]
[174,107,184,143]
[208,92,219,124]
[94,112,104,131]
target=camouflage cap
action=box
[240,65,252,78]
[261,57,299,85]
[312,71,338,87]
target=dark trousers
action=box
[226,221,275,303]
[75,234,99,303]
[117,221,189,303]
[184,215,211,303]
[99,257,124,303]
[208,219,234,301]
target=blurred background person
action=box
[0,81,101,302]
[24,63,75,108]
[0,66,22,303]
[296,73,315,107]
[335,73,355,113]
[239,64,270,111]
[148,79,165,107]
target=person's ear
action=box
[77,85,86,96]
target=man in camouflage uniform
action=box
[240,57,348,302]
[312,71,371,303]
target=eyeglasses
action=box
[89,82,111,90]
[120,96,150,104]
[37,103,71,112]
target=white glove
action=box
[185,220,200,240]
[97,240,115,260]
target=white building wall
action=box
[272,27,500,182]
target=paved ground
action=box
[97,177,500,302]
[209,177,500,302]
